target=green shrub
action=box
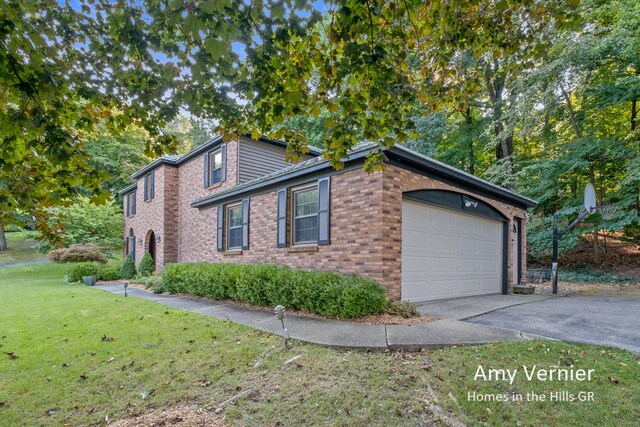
[385,300,421,318]
[97,265,120,281]
[163,263,387,318]
[138,253,155,277]
[47,244,108,264]
[120,255,136,279]
[66,263,100,283]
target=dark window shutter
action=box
[216,206,224,252]
[143,175,148,201]
[203,153,210,188]
[131,236,135,262]
[125,237,129,255]
[132,193,136,215]
[126,196,130,216]
[150,171,155,199]
[242,198,250,250]
[318,177,330,245]
[277,189,287,248]
[220,144,227,182]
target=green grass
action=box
[0,264,638,426]
[0,231,45,264]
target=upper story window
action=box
[210,150,223,184]
[126,192,136,217]
[143,171,155,201]
[204,144,226,188]
[292,186,319,245]
[226,203,243,250]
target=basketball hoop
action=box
[598,204,617,220]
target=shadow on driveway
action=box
[466,296,640,353]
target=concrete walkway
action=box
[95,284,547,350]
[416,294,552,320]
[0,259,51,268]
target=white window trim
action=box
[226,202,243,250]
[209,149,223,185]
[291,184,318,246]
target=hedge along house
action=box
[120,135,536,302]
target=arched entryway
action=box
[144,230,156,269]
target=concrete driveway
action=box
[466,296,640,353]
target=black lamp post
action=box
[123,281,129,297]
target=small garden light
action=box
[274,305,291,349]
[123,281,129,297]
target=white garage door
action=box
[401,200,503,302]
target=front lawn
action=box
[0,231,45,264]
[0,264,638,426]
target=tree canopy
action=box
[1,0,638,259]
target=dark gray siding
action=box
[238,136,312,183]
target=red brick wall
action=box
[125,139,529,299]
[176,139,239,262]
[123,166,169,268]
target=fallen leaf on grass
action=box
[0,401,7,408]
[46,408,58,416]
[107,357,115,363]
[62,363,69,368]
[78,374,88,382]
[5,352,17,360]
[101,335,114,342]
[141,389,156,399]
[201,380,212,388]
[608,376,620,384]
[422,361,433,370]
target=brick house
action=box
[120,135,536,302]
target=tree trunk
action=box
[0,224,6,252]
[631,98,637,132]
[463,108,476,175]
[484,62,514,181]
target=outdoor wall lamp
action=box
[138,238,142,246]
[464,200,478,208]
[156,235,161,243]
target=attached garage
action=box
[401,190,508,302]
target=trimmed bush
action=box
[66,263,100,283]
[97,265,120,281]
[120,255,136,279]
[138,253,155,277]
[385,300,421,318]
[48,244,108,264]
[163,263,386,318]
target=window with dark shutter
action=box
[242,198,250,250]
[226,203,243,250]
[317,177,330,245]
[144,172,155,201]
[203,152,209,188]
[216,206,224,252]
[292,186,318,245]
[277,189,287,248]
[150,171,155,199]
